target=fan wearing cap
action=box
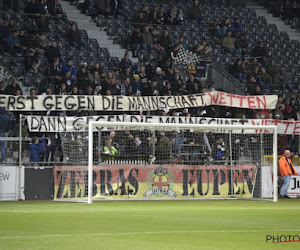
[132,74,142,95]
[152,67,165,86]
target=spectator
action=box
[159,29,171,51]
[177,9,185,25]
[230,59,247,81]
[222,30,240,55]
[169,130,184,157]
[168,5,178,25]
[4,78,22,95]
[6,31,21,53]
[140,5,149,22]
[45,41,62,64]
[188,130,211,164]
[70,85,79,95]
[135,12,147,24]
[121,66,132,81]
[162,81,174,95]
[247,75,258,94]
[235,33,248,55]
[28,20,39,36]
[200,45,211,61]
[252,85,263,95]
[68,23,84,49]
[131,74,142,95]
[260,67,272,91]
[213,137,227,162]
[85,85,94,95]
[278,68,292,91]
[29,136,40,165]
[103,139,119,160]
[291,0,300,16]
[216,18,232,37]
[230,18,244,36]
[25,48,40,73]
[26,34,42,55]
[110,0,123,17]
[151,29,164,53]
[61,70,74,92]
[38,134,48,163]
[251,41,268,65]
[289,98,299,119]
[90,62,104,76]
[210,19,219,37]
[90,71,102,88]
[49,57,62,88]
[178,82,189,95]
[0,81,5,94]
[62,59,76,78]
[25,0,41,19]
[149,6,159,23]
[0,107,11,163]
[19,30,29,51]
[121,76,132,96]
[247,57,259,74]
[156,133,171,164]
[119,53,132,72]
[130,27,144,57]
[56,83,68,95]
[76,66,90,93]
[52,0,64,17]
[178,36,188,50]
[96,0,111,15]
[6,20,17,35]
[37,15,49,33]
[141,26,153,53]
[157,11,165,25]
[160,59,173,80]
[152,67,165,85]
[189,0,202,23]
[138,65,148,84]
[38,0,53,16]
[266,59,279,86]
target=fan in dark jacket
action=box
[130,27,145,57]
[0,107,12,162]
[45,41,62,63]
[251,41,268,65]
[76,66,90,93]
[68,23,84,48]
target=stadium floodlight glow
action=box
[54,121,277,203]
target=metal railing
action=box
[207,63,245,95]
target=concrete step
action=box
[61,0,138,63]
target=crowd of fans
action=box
[0,0,299,164]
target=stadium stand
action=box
[0,0,299,164]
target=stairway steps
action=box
[60,0,138,63]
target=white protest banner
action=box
[27,115,299,134]
[0,91,278,111]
